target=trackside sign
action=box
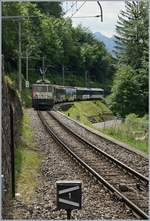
[56,180,82,210]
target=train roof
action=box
[54,85,76,88]
[90,88,104,91]
[32,83,104,92]
[75,87,104,91]
[53,85,104,92]
[32,83,51,86]
[35,79,50,84]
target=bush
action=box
[107,65,148,117]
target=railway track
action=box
[53,110,148,177]
[38,111,149,219]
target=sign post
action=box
[25,80,29,88]
[56,180,82,219]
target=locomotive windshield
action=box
[33,84,52,92]
[34,85,48,92]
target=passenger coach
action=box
[32,80,104,110]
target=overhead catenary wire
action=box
[64,1,78,15]
[72,15,101,18]
[66,1,103,22]
[2,15,42,20]
[70,0,87,18]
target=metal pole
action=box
[10,105,15,198]
[66,209,71,219]
[2,54,4,75]
[18,20,22,92]
[0,1,2,218]
[26,49,29,81]
[148,2,150,136]
[42,56,45,70]
[62,64,65,86]
[85,70,88,87]
[42,56,45,81]
[97,1,103,22]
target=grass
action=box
[62,100,113,128]
[100,123,148,154]
[21,89,32,108]
[21,111,33,144]
[15,147,40,202]
[62,101,148,154]
[15,111,41,203]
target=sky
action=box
[63,1,125,38]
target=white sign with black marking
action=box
[56,181,82,210]
[25,81,29,88]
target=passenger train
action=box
[32,79,104,109]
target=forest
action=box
[2,0,148,118]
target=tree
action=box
[107,65,148,117]
[2,2,115,88]
[109,0,148,116]
[2,2,43,73]
[34,2,63,17]
[114,0,148,69]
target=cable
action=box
[70,0,87,18]
[72,15,101,19]
[64,1,78,15]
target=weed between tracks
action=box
[15,110,41,203]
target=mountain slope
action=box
[93,32,115,54]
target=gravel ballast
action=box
[52,111,148,177]
[6,109,136,219]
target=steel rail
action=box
[48,111,149,184]
[56,109,148,159]
[38,111,149,219]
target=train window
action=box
[34,85,48,92]
[91,91,101,95]
[48,86,53,91]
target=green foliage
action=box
[21,89,32,108]
[4,75,22,102]
[5,75,15,88]
[109,0,148,117]
[62,100,113,127]
[21,111,33,143]
[101,113,148,153]
[125,113,148,131]
[15,111,41,202]
[2,2,115,89]
[101,126,148,154]
[81,42,115,85]
[34,2,63,17]
[107,65,148,117]
[114,0,148,69]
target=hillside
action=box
[61,100,113,128]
